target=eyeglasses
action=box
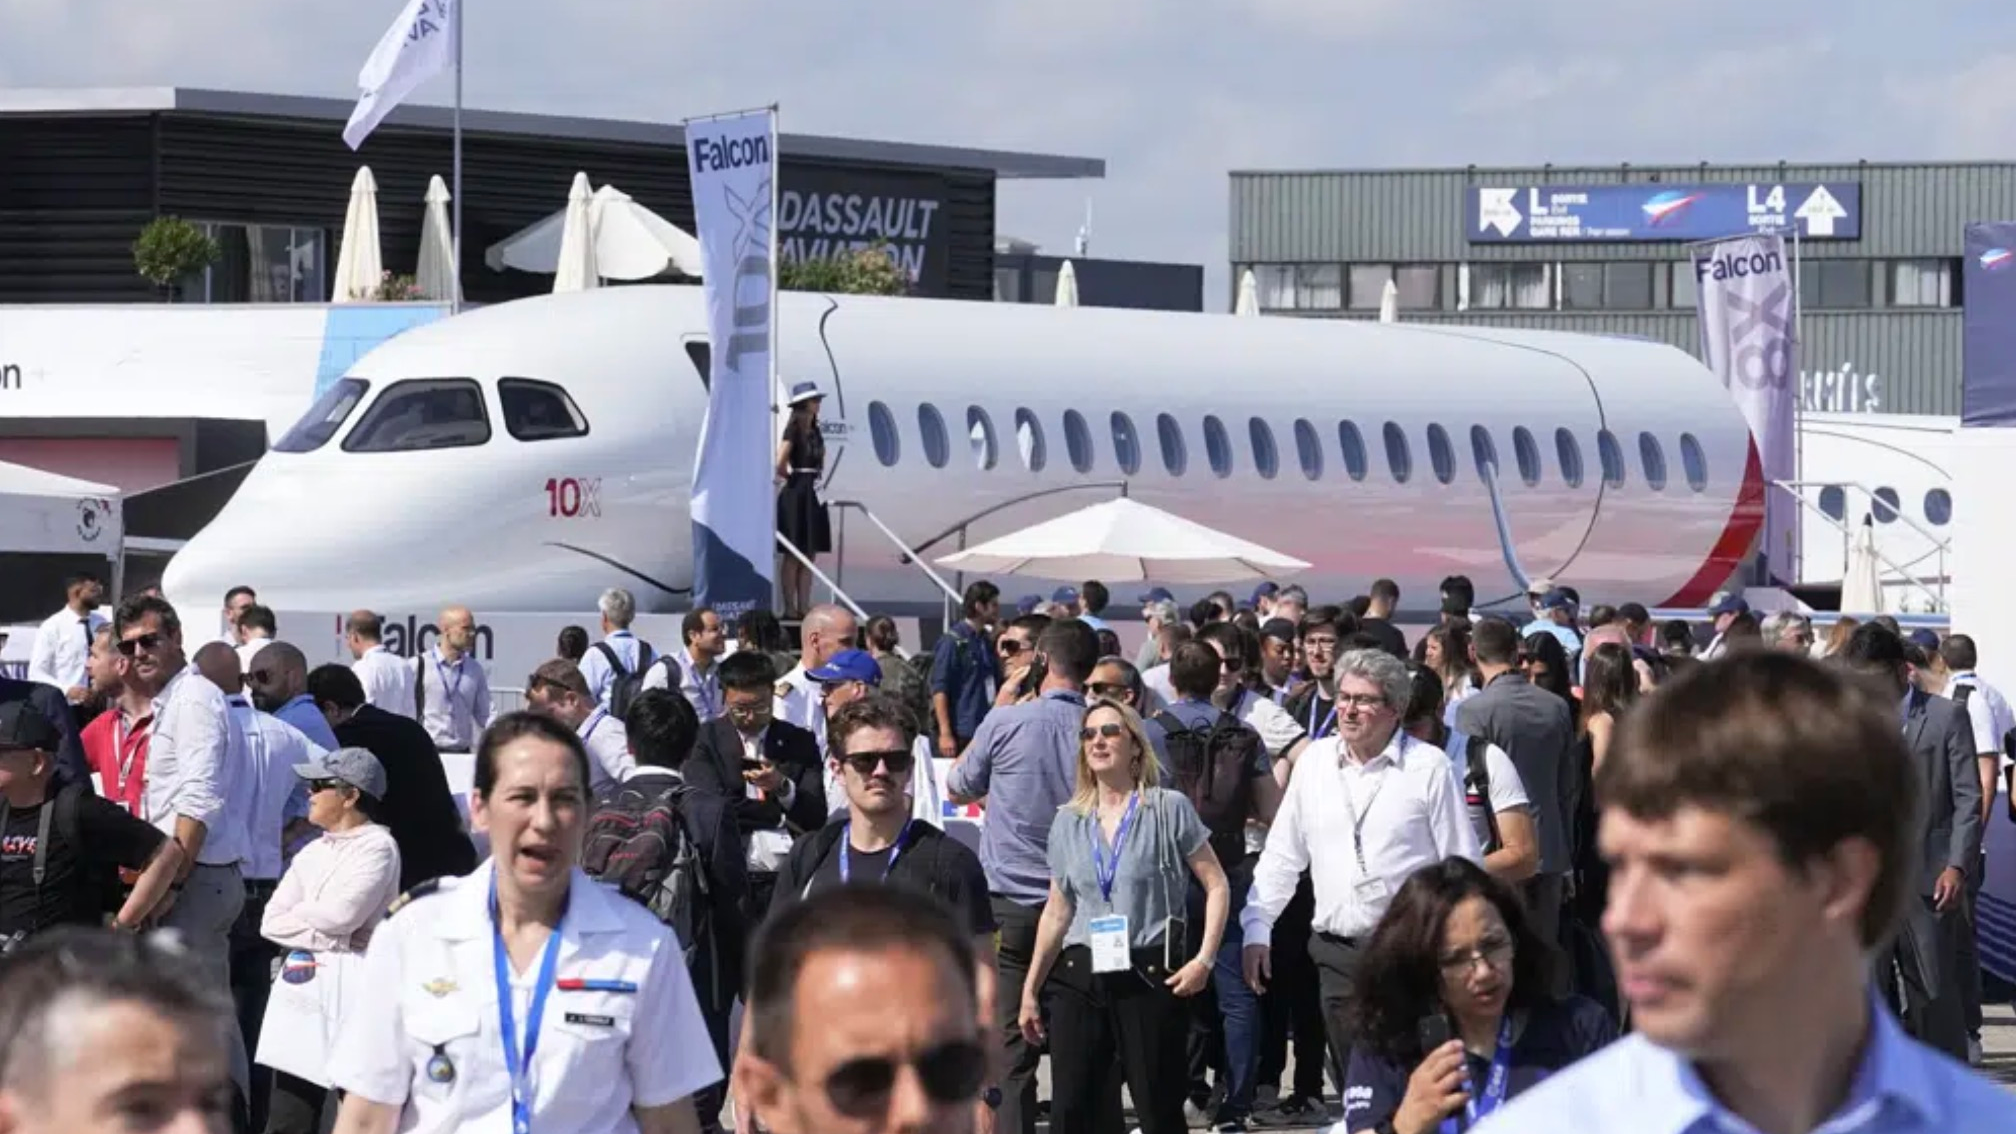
[116,632,164,657]
[1437,936,1514,976]
[822,1038,989,1117]
[1080,722,1126,743]
[247,669,275,685]
[1336,694,1389,710]
[997,639,1025,657]
[726,699,771,721]
[840,748,915,777]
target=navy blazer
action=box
[687,716,828,836]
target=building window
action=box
[1338,421,1368,482]
[993,267,1024,303]
[186,222,327,303]
[1250,417,1280,480]
[1296,265,1342,310]
[1254,265,1296,309]
[1394,265,1439,309]
[1347,265,1391,310]
[1670,262,1699,309]
[1203,415,1234,478]
[868,402,900,466]
[1801,261,1872,309]
[1466,263,1551,310]
[1891,259,1954,308]
[918,404,950,469]
[1014,408,1045,471]
[967,406,998,471]
[1561,263,1652,310]
[342,379,490,453]
[1924,487,1952,526]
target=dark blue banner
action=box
[1963,222,2016,428]
[1468,182,1862,243]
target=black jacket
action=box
[333,704,478,890]
[767,817,997,937]
[687,717,828,836]
[615,768,751,1017]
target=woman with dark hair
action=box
[774,381,831,618]
[556,625,590,664]
[1571,643,1638,930]
[1415,622,1479,726]
[1519,632,1573,704]
[1341,859,1614,1134]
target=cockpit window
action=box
[341,378,492,453]
[274,377,370,453]
[499,379,590,442]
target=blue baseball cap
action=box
[808,648,881,686]
[1539,587,1576,612]
[1051,586,1079,605]
[1251,582,1280,605]
[1908,628,1941,653]
[1138,587,1175,604]
[1016,594,1044,615]
[1708,594,1750,617]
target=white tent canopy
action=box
[934,497,1308,584]
[0,460,122,556]
[486,177,704,281]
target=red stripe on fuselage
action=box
[1659,440,1766,608]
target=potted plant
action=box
[778,239,912,295]
[372,271,428,301]
[132,217,221,302]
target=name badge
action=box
[1089,915,1131,973]
[1353,875,1390,904]
[564,1013,616,1028]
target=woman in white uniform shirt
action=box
[329,712,720,1134]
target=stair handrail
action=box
[775,532,872,625]
[1778,489,1943,612]
[1777,479,1947,610]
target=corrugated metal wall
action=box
[0,119,157,301]
[1231,163,2016,262]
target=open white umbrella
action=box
[934,497,1308,584]
[1840,516,1885,613]
[415,174,459,305]
[1234,268,1260,316]
[1378,278,1399,323]
[487,180,702,281]
[333,166,384,302]
[1054,260,1079,307]
[551,172,600,294]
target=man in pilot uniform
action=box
[772,604,858,751]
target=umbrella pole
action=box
[449,0,464,314]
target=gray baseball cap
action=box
[295,746,388,801]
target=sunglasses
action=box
[840,748,915,777]
[1080,722,1126,742]
[306,779,348,794]
[116,632,164,657]
[822,1038,989,1117]
[247,669,276,685]
[997,639,1025,656]
[1086,682,1129,699]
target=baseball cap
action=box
[808,648,882,687]
[1016,594,1044,616]
[0,701,60,754]
[1138,587,1175,604]
[1907,628,1941,653]
[1250,582,1281,605]
[1525,577,1556,597]
[1707,594,1750,617]
[294,746,388,800]
[1539,587,1576,612]
[1051,586,1079,605]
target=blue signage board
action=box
[1962,222,2016,427]
[1467,182,1862,243]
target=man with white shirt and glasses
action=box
[26,572,106,706]
[1240,648,1479,1090]
[411,605,491,753]
[1481,650,2016,1134]
[110,592,253,1112]
[579,586,656,708]
[524,658,636,789]
[345,610,415,718]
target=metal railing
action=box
[1780,490,1944,612]
[1777,480,1949,610]
[776,532,872,625]
[829,500,962,630]
[902,481,1132,562]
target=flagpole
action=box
[450,0,464,314]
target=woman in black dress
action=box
[775,380,831,618]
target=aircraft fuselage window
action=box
[341,378,491,453]
[498,378,590,442]
[1426,423,1456,485]
[1638,432,1668,492]
[1872,486,1900,525]
[1202,415,1234,479]
[1112,412,1143,476]
[1555,428,1585,489]
[968,406,999,471]
[1469,425,1498,481]
[1292,418,1321,482]
[1250,417,1280,481]
[1678,432,1709,493]
[1014,407,1047,472]
[1156,413,1188,477]
[1597,430,1626,489]
[1924,487,1952,526]
[1511,427,1541,487]
[1383,422,1413,484]
[1339,421,1368,482]
[1817,485,1846,520]
[919,404,951,469]
[868,401,900,467]
[276,377,370,453]
[1063,410,1094,473]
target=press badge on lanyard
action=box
[1340,747,1392,905]
[1440,1016,1515,1134]
[1088,792,1141,974]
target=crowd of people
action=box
[0,568,2013,1134]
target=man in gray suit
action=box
[1841,623,1981,1058]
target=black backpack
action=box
[1454,731,1501,855]
[593,640,656,718]
[1950,684,2016,824]
[581,773,716,995]
[1,782,113,931]
[1152,710,1264,867]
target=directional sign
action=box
[1466,182,1862,243]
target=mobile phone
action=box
[741,757,767,773]
[1417,1014,1453,1055]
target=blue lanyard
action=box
[1440,1015,1516,1133]
[492,881,566,1134]
[693,664,720,719]
[1090,792,1142,904]
[1309,695,1337,740]
[582,708,608,744]
[839,819,915,884]
[435,654,465,708]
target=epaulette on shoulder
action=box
[385,876,454,919]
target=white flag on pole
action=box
[1694,233,1799,583]
[343,0,457,150]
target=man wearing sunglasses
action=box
[808,650,944,827]
[736,885,991,1134]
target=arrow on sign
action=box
[1795,185,1848,237]
[1477,188,1522,237]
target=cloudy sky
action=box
[5,0,2014,304]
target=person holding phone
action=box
[1338,859,1614,1134]
[1016,699,1228,1134]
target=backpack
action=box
[1151,710,1264,867]
[1452,730,1501,855]
[1,782,113,930]
[581,773,715,992]
[593,640,656,718]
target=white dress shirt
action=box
[228,696,327,881]
[773,663,825,751]
[641,648,724,723]
[147,668,242,866]
[577,707,636,791]
[415,647,492,752]
[351,645,417,719]
[27,606,106,692]
[1242,729,1480,947]
[1948,673,2015,771]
